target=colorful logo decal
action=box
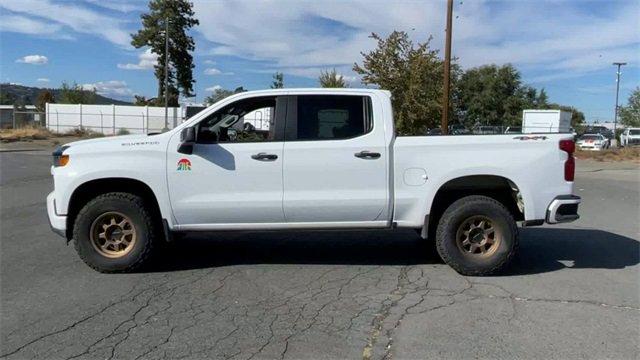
[177,158,191,171]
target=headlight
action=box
[52,145,70,167]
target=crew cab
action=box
[47,89,581,275]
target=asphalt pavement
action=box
[1,150,638,360]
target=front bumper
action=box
[47,192,66,237]
[546,195,581,224]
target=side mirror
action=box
[178,127,196,154]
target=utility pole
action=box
[441,0,453,135]
[164,16,169,131]
[612,62,626,147]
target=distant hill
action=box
[0,83,131,105]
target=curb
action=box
[0,148,45,153]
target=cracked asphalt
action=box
[1,150,638,360]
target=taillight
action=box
[559,139,575,181]
[559,139,575,153]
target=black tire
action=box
[73,192,158,273]
[435,195,518,276]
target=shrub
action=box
[117,128,131,135]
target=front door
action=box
[282,94,389,223]
[167,96,287,226]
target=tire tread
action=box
[435,195,519,276]
[73,192,157,273]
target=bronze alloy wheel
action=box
[455,215,501,257]
[90,211,137,258]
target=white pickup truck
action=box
[47,89,580,275]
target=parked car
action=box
[583,126,613,139]
[620,128,640,147]
[504,126,522,134]
[47,88,580,276]
[426,128,443,135]
[449,124,470,135]
[472,125,501,135]
[577,133,609,151]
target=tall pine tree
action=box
[131,0,199,106]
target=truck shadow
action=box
[152,228,639,276]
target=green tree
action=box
[619,87,640,127]
[59,82,96,104]
[35,89,55,112]
[0,90,17,105]
[354,31,449,135]
[270,72,284,89]
[131,0,199,106]
[204,86,247,105]
[455,64,536,128]
[319,68,347,88]
[133,95,154,106]
[535,88,549,108]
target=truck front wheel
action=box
[435,195,518,276]
[73,192,158,273]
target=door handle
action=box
[354,150,381,159]
[251,152,278,161]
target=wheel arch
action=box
[424,174,524,238]
[66,177,163,240]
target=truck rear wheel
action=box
[435,195,518,276]
[73,192,157,273]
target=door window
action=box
[196,96,283,143]
[290,95,373,141]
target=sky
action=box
[1,0,639,123]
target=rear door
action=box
[282,94,389,224]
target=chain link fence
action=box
[0,104,182,135]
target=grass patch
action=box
[0,127,53,142]
[1,126,107,143]
[63,128,105,138]
[576,147,640,162]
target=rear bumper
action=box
[546,195,581,224]
[47,192,66,237]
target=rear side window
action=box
[293,95,372,140]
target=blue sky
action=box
[1,0,638,123]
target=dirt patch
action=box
[0,127,53,142]
[0,127,106,144]
[575,147,640,163]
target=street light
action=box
[612,62,626,147]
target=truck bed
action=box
[392,134,574,227]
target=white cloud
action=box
[0,0,131,46]
[37,78,50,82]
[204,68,221,75]
[204,67,233,75]
[192,0,640,83]
[16,55,48,65]
[82,80,132,98]
[204,60,216,65]
[205,85,222,92]
[117,49,158,70]
[84,0,147,13]
[0,14,62,35]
